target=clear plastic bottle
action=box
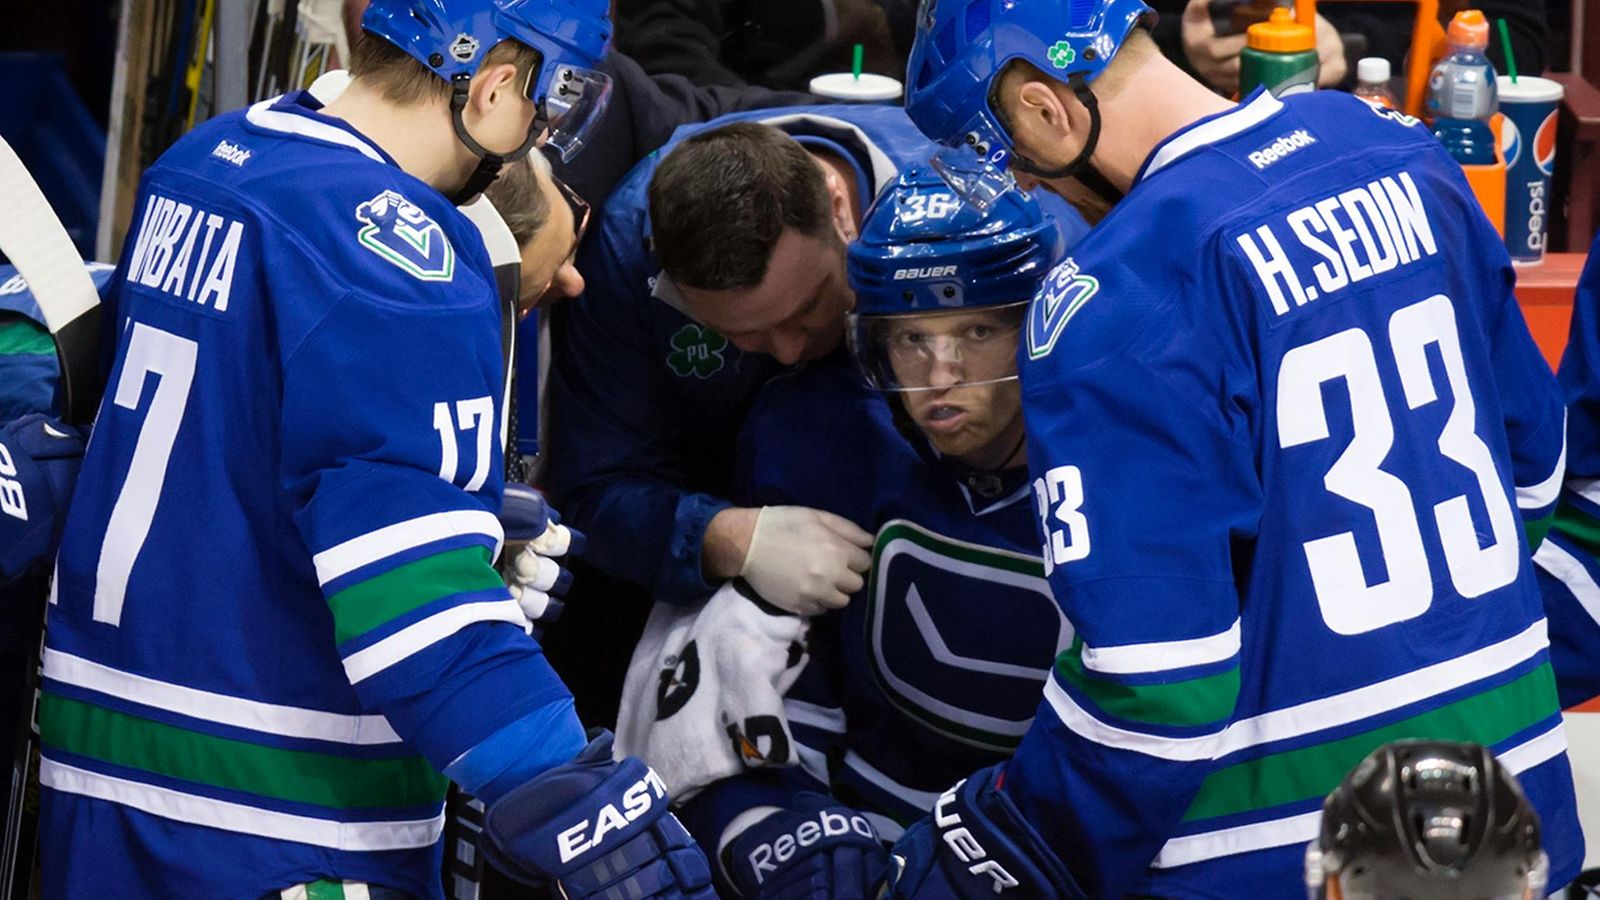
[1426,10,1499,165]
[1352,57,1398,110]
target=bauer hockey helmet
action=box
[362,0,612,184]
[1305,740,1547,900]
[846,162,1064,393]
[904,0,1152,208]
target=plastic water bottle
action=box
[1238,7,1319,98]
[1427,10,1499,165]
[1352,57,1398,110]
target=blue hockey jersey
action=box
[543,106,1049,606]
[1009,90,1582,899]
[1534,232,1600,708]
[40,92,581,899]
[682,357,1069,849]
[0,262,116,419]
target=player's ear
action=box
[470,61,523,115]
[822,171,858,244]
[1011,78,1077,148]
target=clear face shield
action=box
[1303,845,1549,900]
[530,63,613,162]
[849,302,1027,393]
[930,111,1018,213]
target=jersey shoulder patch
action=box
[354,189,456,282]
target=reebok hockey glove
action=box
[499,483,584,635]
[722,793,889,899]
[482,730,715,899]
[738,506,873,616]
[0,414,85,585]
[888,765,1085,900]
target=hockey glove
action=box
[482,730,715,899]
[888,765,1084,900]
[499,483,584,635]
[0,414,85,585]
[738,506,872,616]
[722,793,889,899]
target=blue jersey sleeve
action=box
[544,211,730,606]
[1007,248,1258,898]
[1535,235,1600,708]
[272,221,584,800]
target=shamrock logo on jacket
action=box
[1047,41,1076,69]
[667,323,728,379]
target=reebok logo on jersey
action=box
[355,190,455,282]
[1248,129,1317,170]
[210,140,252,166]
[746,809,875,883]
[125,192,246,312]
[894,265,958,280]
[935,781,1021,893]
[555,768,668,863]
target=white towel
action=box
[616,581,810,801]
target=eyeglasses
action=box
[552,173,590,255]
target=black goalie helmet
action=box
[1306,740,1547,900]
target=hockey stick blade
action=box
[0,135,104,424]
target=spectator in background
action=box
[614,0,917,92]
[1148,0,1549,97]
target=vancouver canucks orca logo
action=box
[1027,257,1099,360]
[355,190,456,281]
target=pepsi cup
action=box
[1497,76,1563,265]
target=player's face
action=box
[677,230,854,366]
[889,309,1027,468]
[516,171,588,316]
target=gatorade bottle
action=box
[1238,6,1319,98]
[1427,10,1499,165]
[1353,57,1399,110]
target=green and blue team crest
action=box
[1027,257,1098,360]
[864,520,1071,751]
[355,190,455,281]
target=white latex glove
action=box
[503,520,581,633]
[738,506,873,616]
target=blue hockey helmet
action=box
[847,162,1065,392]
[904,0,1152,208]
[362,0,613,165]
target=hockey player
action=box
[1533,232,1600,710]
[35,1,715,898]
[887,1,1585,897]
[542,111,1088,719]
[1305,740,1549,899]
[675,164,1073,898]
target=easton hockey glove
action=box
[722,793,889,899]
[483,730,715,899]
[0,414,85,584]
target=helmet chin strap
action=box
[1010,75,1125,208]
[448,74,543,205]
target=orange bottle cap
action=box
[1247,7,1315,53]
[1447,10,1490,48]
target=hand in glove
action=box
[499,484,585,636]
[738,506,872,616]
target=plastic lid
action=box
[1447,9,1490,48]
[1247,8,1315,53]
[808,72,904,102]
[1357,57,1391,84]
[1496,75,1564,103]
